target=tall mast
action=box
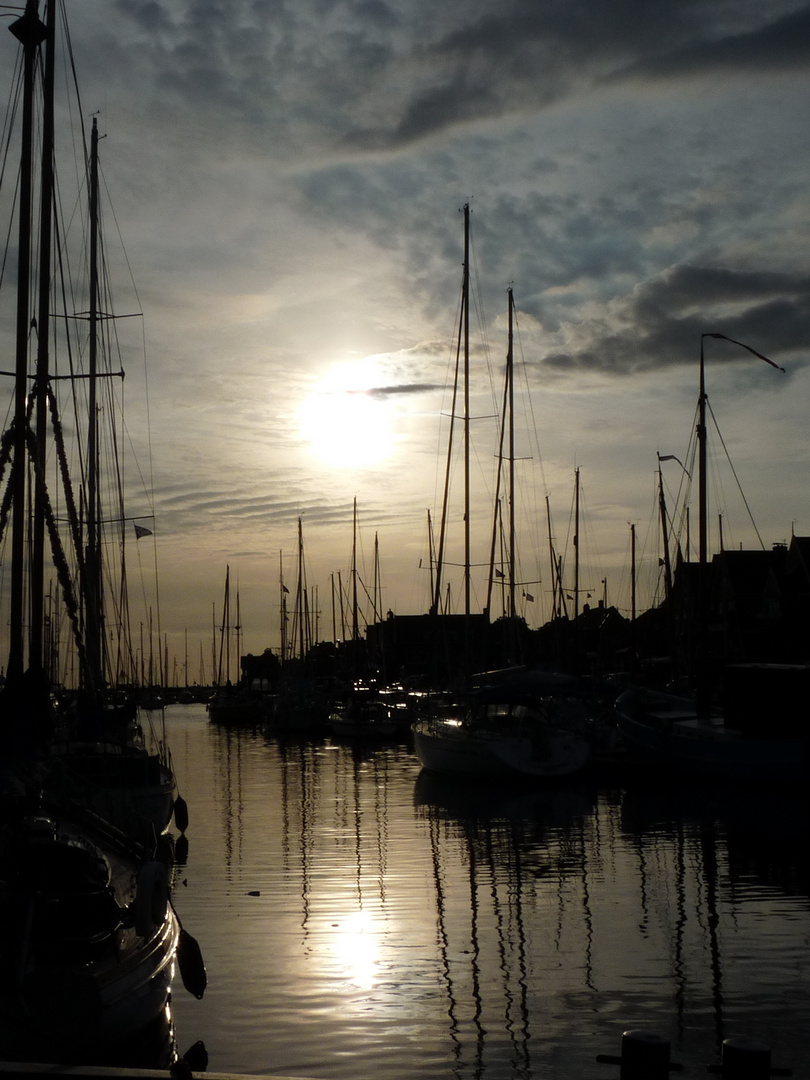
[431,206,470,618]
[573,467,580,620]
[373,531,380,624]
[279,550,287,663]
[234,586,242,683]
[426,510,435,610]
[351,497,359,643]
[7,2,48,684]
[296,519,305,661]
[657,455,673,601]
[217,565,230,684]
[698,340,708,568]
[507,288,516,621]
[85,117,103,693]
[462,203,471,619]
[630,523,636,620]
[696,338,710,717]
[486,286,516,621]
[29,0,55,675]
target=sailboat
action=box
[615,334,809,780]
[0,0,202,1050]
[208,566,267,724]
[268,518,329,731]
[413,251,593,779]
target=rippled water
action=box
[167,703,810,1080]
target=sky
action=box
[3,0,810,680]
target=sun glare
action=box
[299,358,395,469]
[330,909,380,991]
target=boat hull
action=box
[615,687,808,780]
[17,906,179,1049]
[1,811,180,1054]
[53,745,176,838]
[412,717,590,779]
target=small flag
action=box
[281,584,289,594]
[134,523,152,539]
[495,568,504,578]
[524,592,534,602]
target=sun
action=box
[299,358,395,469]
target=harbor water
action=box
[166,702,810,1080]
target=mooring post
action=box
[597,1028,680,1080]
[720,1037,772,1080]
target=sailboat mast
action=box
[574,466,580,620]
[29,0,55,676]
[486,287,511,619]
[279,550,287,663]
[216,565,230,685]
[630,522,637,622]
[7,3,47,684]
[351,497,359,643]
[373,531,380,624]
[696,339,710,717]
[657,457,673,601]
[462,203,471,619]
[507,287,516,621]
[698,340,708,568]
[546,496,557,617]
[296,518,305,661]
[235,586,242,683]
[85,117,103,692]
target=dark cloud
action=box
[362,383,442,397]
[539,265,810,375]
[612,5,810,81]
[342,1,810,149]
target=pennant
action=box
[495,568,504,578]
[281,584,290,594]
[134,523,152,539]
[523,592,534,602]
[704,332,785,373]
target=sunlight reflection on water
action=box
[166,704,810,1080]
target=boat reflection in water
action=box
[167,705,809,1080]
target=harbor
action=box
[1,1,809,1075]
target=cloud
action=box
[536,264,810,375]
[612,5,810,82]
[363,383,443,397]
[340,1,810,149]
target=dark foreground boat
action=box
[0,1,204,1053]
[0,794,179,1053]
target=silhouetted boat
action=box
[615,664,809,780]
[0,1,197,1049]
[615,335,807,779]
[208,566,267,725]
[0,801,180,1051]
[412,678,593,780]
[329,684,398,739]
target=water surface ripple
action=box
[167,704,810,1080]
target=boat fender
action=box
[135,860,169,937]
[178,926,207,999]
[174,795,189,834]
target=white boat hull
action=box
[412,716,590,779]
